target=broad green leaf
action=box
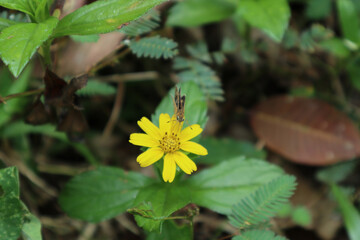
[317,160,356,184]
[0,17,18,31]
[70,34,100,43]
[146,220,192,240]
[0,65,32,128]
[132,181,192,232]
[0,17,58,77]
[331,184,360,240]
[185,157,284,215]
[347,56,360,91]
[305,0,332,20]
[34,0,50,23]
[59,166,154,222]
[166,0,236,27]
[1,122,99,165]
[152,81,208,129]
[197,138,266,165]
[0,167,27,240]
[291,206,311,226]
[21,214,42,240]
[233,230,287,240]
[336,0,360,44]
[237,0,290,42]
[319,38,351,58]
[0,0,35,16]
[52,0,166,37]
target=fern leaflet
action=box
[233,230,287,240]
[119,9,160,37]
[229,175,296,229]
[127,36,178,59]
[173,57,224,101]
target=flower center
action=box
[159,132,180,153]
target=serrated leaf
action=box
[185,157,285,215]
[233,230,287,240]
[52,0,166,37]
[237,0,290,42]
[197,138,266,165]
[119,9,160,37]
[0,167,27,240]
[59,166,154,222]
[0,17,58,77]
[128,36,178,59]
[167,0,236,27]
[331,184,360,240]
[337,0,360,44]
[0,0,35,16]
[132,181,192,232]
[152,81,208,129]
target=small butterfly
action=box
[172,86,185,123]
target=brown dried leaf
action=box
[251,96,360,165]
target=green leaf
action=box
[0,17,58,77]
[127,36,178,59]
[1,122,99,165]
[146,220,192,240]
[197,138,266,165]
[119,9,160,37]
[229,175,296,229]
[59,166,154,222]
[291,206,311,226]
[305,0,332,20]
[347,56,360,91]
[21,214,42,240]
[237,0,291,42]
[167,0,236,27]
[185,157,285,215]
[317,160,356,184]
[77,80,117,96]
[0,17,18,31]
[0,65,32,128]
[0,167,27,240]
[233,230,287,240]
[331,184,360,240]
[336,0,360,44]
[132,181,192,232]
[319,38,351,58]
[52,0,166,37]
[0,0,35,16]
[173,57,224,101]
[152,81,208,129]
[70,34,100,43]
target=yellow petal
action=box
[137,117,161,140]
[129,133,160,148]
[163,153,176,183]
[180,124,202,142]
[136,147,164,167]
[180,141,208,155]
[159,113,171,134]
[173,151,197,174]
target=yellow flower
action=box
[129,113,208,183]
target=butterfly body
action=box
[173,86,185,123]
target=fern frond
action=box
[77,80,116,96]
[0,11,28,31]
[229,175,296,229]
[127,36,178,59]
[233,230,288,240]
[119,9,160,37]
[173,57,224,101]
